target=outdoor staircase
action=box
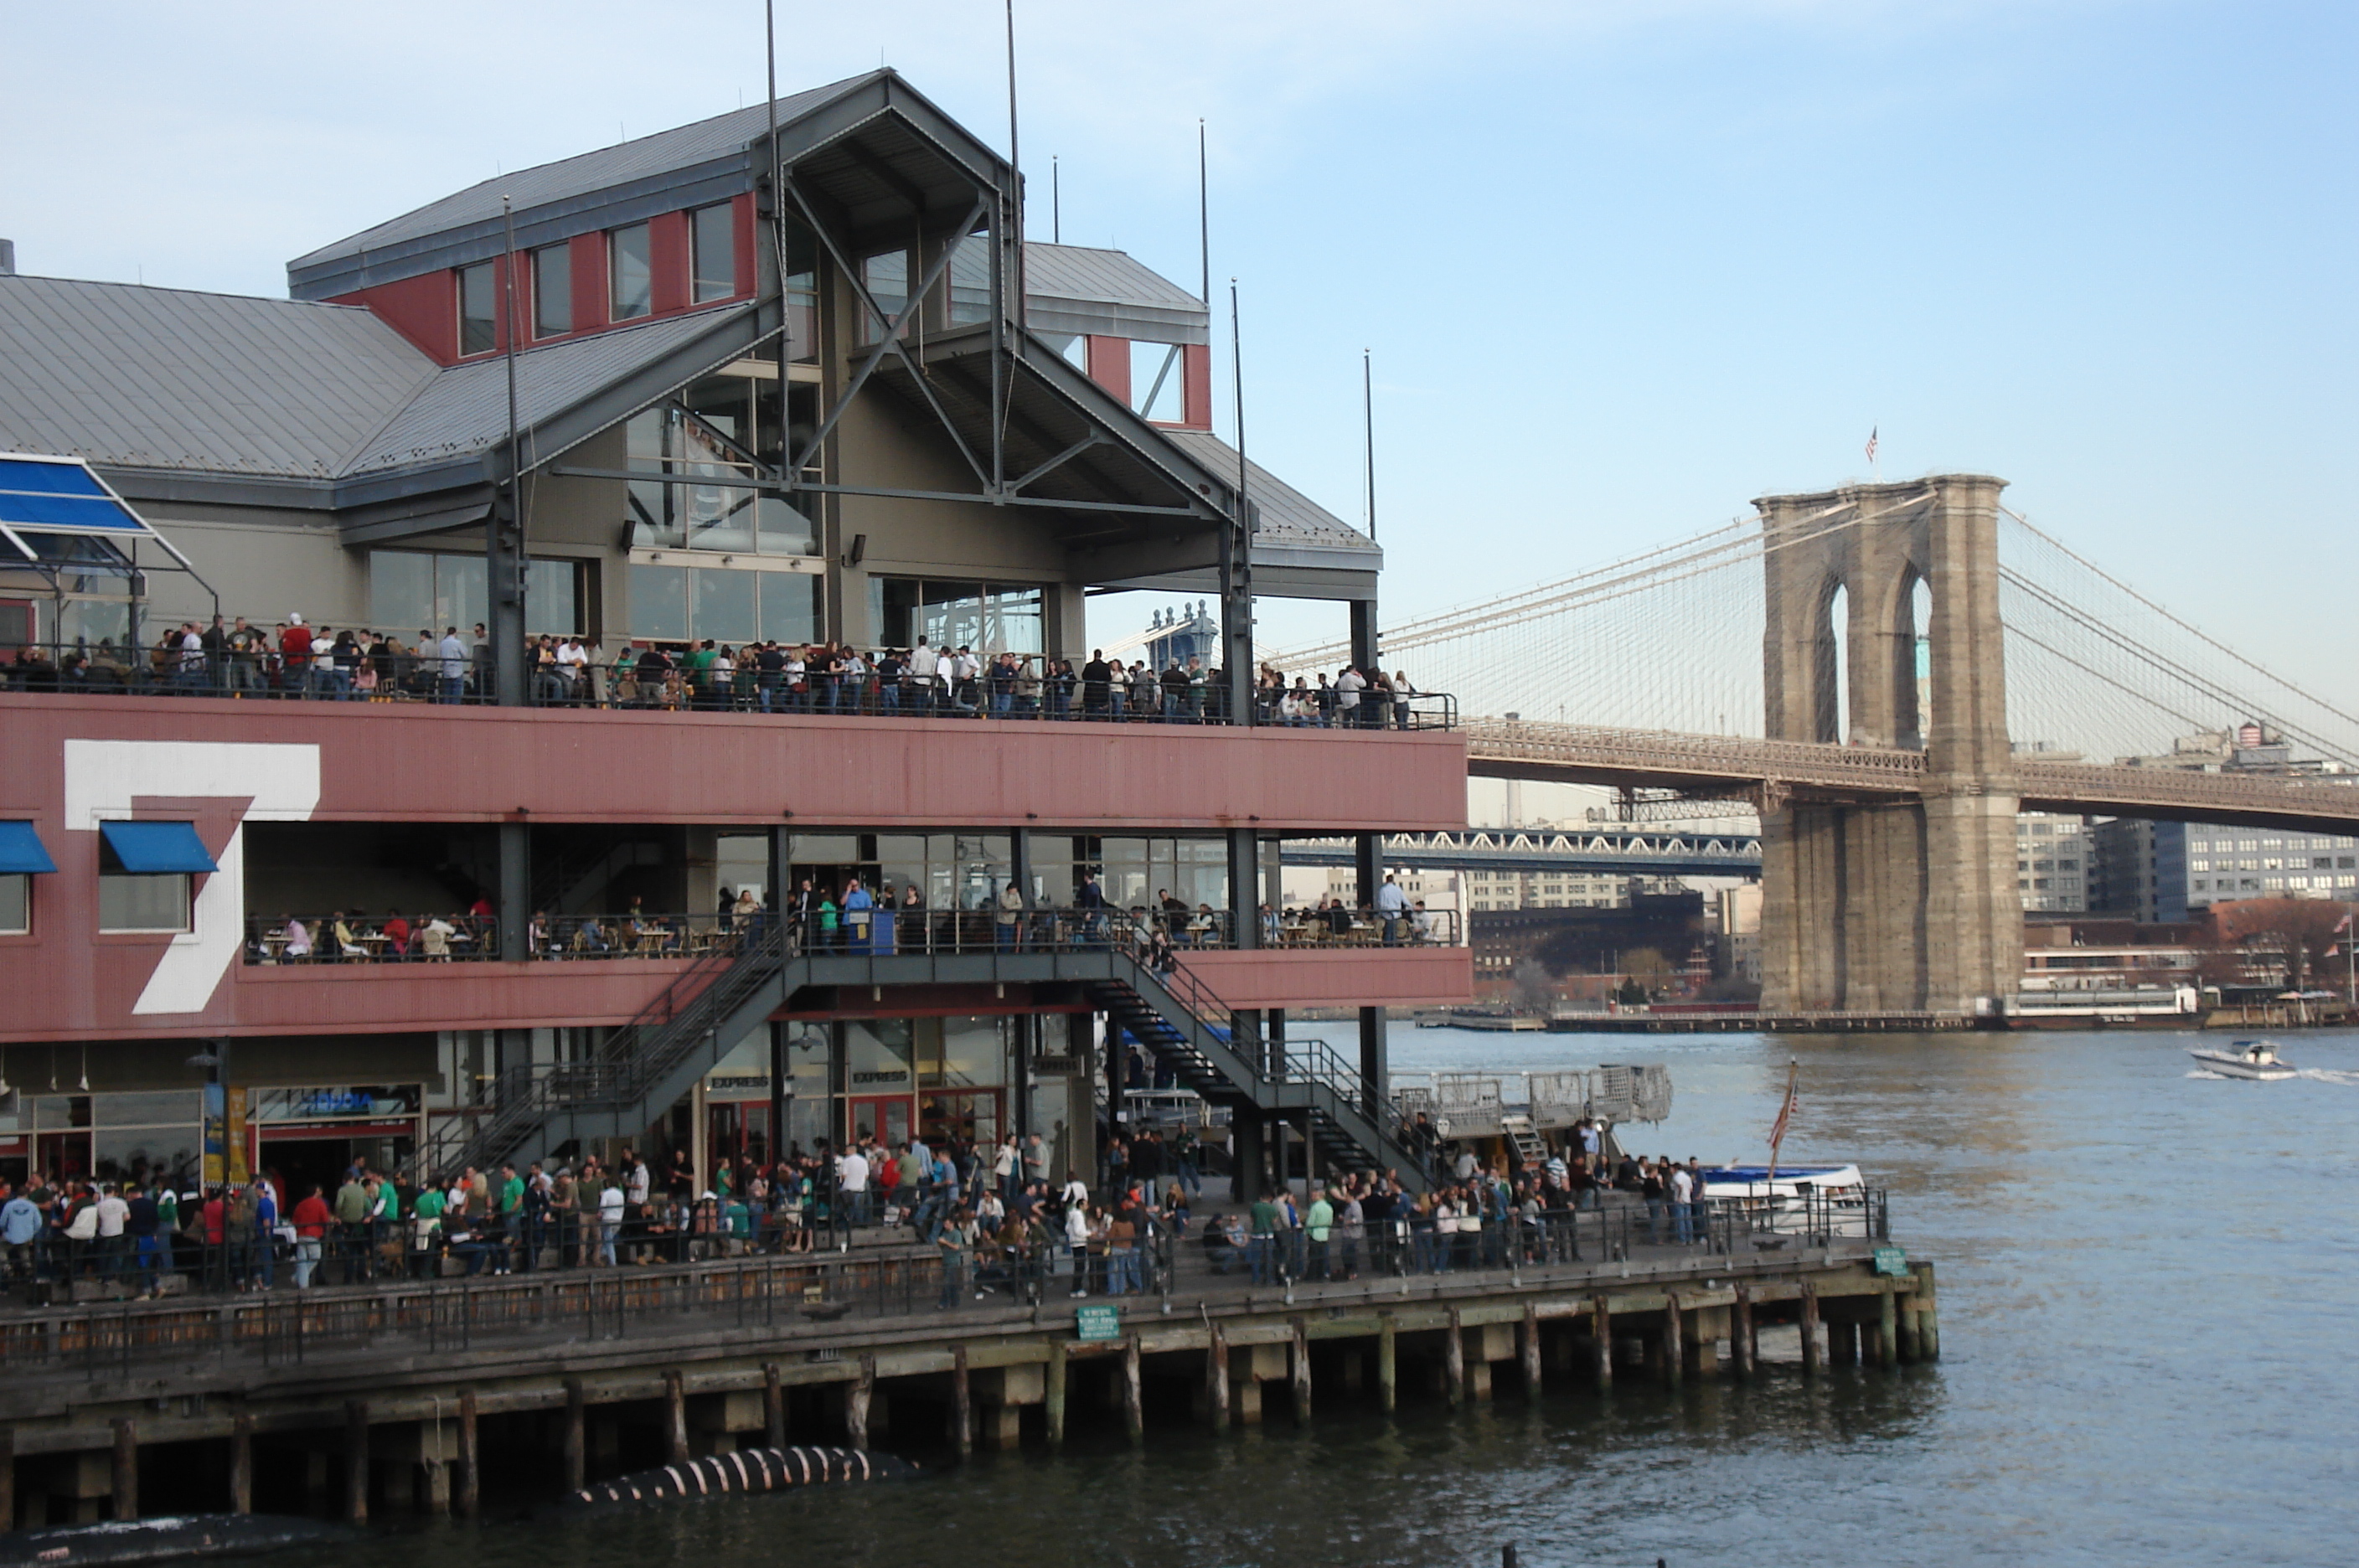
[1090,958,1433,1190]
[1500,1112,1548,1169]
[414,932,1433,1192]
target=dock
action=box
[0,1201,1935,1525]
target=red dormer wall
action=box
[338,271,460,364]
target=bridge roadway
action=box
[1283,828,1762,880]
[1463,720,2359,834]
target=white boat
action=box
[2187,1039,2298,1081]
[1701,1163,1865,1201]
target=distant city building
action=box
[2091,819,2358,921]
[2016,812,2093,914]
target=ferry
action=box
[2186,1039,2298,1081]
[2001,986,2202,1029]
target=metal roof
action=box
[1157,429,1378,554]
[346,307,754,476]
[289,74,878,275]
[1023,244,1209,345]
[0,275,436,478]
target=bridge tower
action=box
[1755,475,2021,1015]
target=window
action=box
[100,870,190,933]
[859,249,908,343]
[609,224,652,320]
[532,244,572,338]
[370,551,581,637]
[870,578,1044,655]
[627,562,820,645]
[0,874,25,934]
[691,204,736,302]
[458,261,497,355]
[947,236,991,325]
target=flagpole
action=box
[1766,1057,1798,1184]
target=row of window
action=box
[2190,856,2354,873]
[2188,835,2359,852]
[1,870,193,937]
[2192,875,2359,893]
[457,202,740,358]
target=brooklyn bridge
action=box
[1280,474,2359,1015]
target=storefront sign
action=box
[1033,1056,1080,1075]
[1075,1303,1121,1342]
[852,1070,909,1086]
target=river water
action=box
[317,1024,2359,1567]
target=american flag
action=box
[2335,913,2351,934]
[1769,1074,1799,1148]
[1864,426,1879,464]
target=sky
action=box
[4,0,2352,686]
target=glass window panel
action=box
[0,874,25,933]
[693,567,757,645]
[526,558,580,635]
[691,203,737,302]
[99,874,189,933]
[988,585,1044,654]
[877,578,921,648]
[369,551,435,637]
[96,1091,200,1127]
[860,250,907,343]
[436,553,487,637]
[629,563,689,642]
[758,571,821,646]
[609,224,653,320]
[1130,341,1184,421]
[458,262,496,354]
[948,235,991,325]
[919,581,986,652]
[756,499,816,557]
[95,1126,199,1189]
[532,244,571,338]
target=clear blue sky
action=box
[6,1,2351,678]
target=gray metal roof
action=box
[1024,243,1209,345]
[346,307,751,475]
[0,274,436,477]
[1158,429,1378,554]
[290,75,877,275]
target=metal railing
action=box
[243,905,1466,967]
[2,643,1458,732]
[0,1189,1892,1380]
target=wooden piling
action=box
[1289,1319,1312,1425]
[1206,1323,1231,1429]
[1799,1284,1822,1377]
[1520,1302,1543,1396]
[1045,1341,1067,1448]
[953,1344,974,1456]
[1662,1294,1684,1390]
[848,1356,875,1450]
[1122,1335,1145,1442]
[1877,1289,1899,1369]
[1590,1295,1613,1391]
[455,1392,478,1519]
[343,1401,369,1524]
[1376,1314,1397,1413]
[1445,1308,1466,1407]
[1915,1262,1941,1360]
[111,1419,137,1521]
[561,1379,586,1493]
[1895,1290,1922,1364]
[0,1425,13,1531]
[764,1363,786,1447]
[663,1369,689,1463]
[228,1416,252,1515]
[1730,1289,1754,1380]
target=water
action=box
[317,1025,2359,1566]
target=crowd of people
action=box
[4,620,1444,731]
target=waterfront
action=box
[261,1023,2358,1567]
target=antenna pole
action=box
[1005,0,1025,329]
[1052,155,1060,245]
[1362,348,1376,542]
[765,0,792,416]
[1197,121,1210,303]
[1219,277,1253,725]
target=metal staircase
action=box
[1500,1112,1548,1169]
[412,930,1432,1192]
[1091,955,1433,1190]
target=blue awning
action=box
[99,820,218,874]
[0,456,158,537]
[0,821,57,874]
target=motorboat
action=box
[2187,1039,2298,1081]
[1701,1163,1874,1239]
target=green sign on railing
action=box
[1075,1303,1122,1342]
[1872,1245,1909,1277]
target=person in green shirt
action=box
[1248,1192,1281,1286]
[1304,1188,1334,1281]
[817,895,840,950]
[498,1163,526,1277]
[333,1174,369,1284]
[410,1183,446,1280]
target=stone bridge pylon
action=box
[1755,475,2021,1014]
